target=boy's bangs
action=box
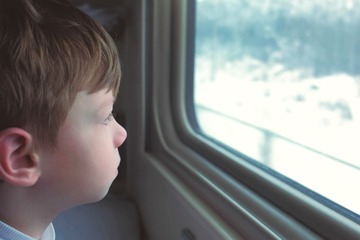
[81,38,122,96]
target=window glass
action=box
[194,0,360,216]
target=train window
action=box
[193,0,360,217]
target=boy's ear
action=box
[0,128,41,187]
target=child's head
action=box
[0,0,121,151]
[0,3,127,237]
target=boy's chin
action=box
[76,182,115,206]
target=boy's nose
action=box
[114,123,127,148]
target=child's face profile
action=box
[38,89,127,206]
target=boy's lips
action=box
[117,156,121,167]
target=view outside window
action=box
[194,0,360,216]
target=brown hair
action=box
[0,0,121,150]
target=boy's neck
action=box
[0,185,56,239]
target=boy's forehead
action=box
[73,90,115,110]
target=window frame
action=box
[143,0,360,238]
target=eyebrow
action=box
[91,93,113,111]
[100,95,115,108]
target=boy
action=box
[0,0,127,239]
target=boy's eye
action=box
[103,112,114,125]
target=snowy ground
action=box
[194,56,360,215]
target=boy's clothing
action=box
[0,220,55,240]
